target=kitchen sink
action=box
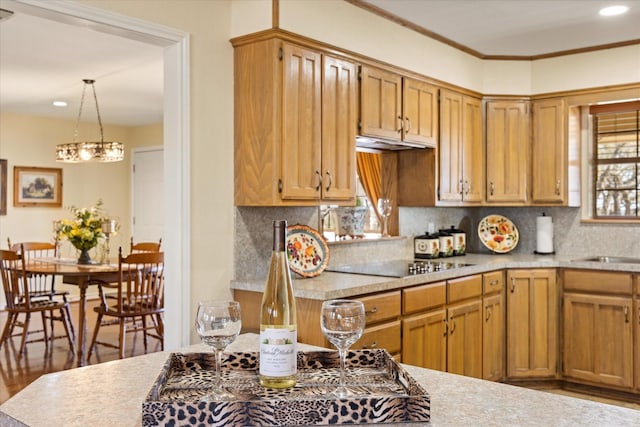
[572,256,640,264]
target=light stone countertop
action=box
[231,253,640,300]
[1,333,638,426]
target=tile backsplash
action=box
[234,206,639,280]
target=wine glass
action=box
[195,300,242,400]
[377,198,392,237]
[320,299,366,397]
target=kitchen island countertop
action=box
[1,333,638,426]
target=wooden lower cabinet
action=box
[563,269,635,391]
[563,293,633,389]
[483,292,505,381]
[506,269,558,378]
[447,298,483,378]
[402,309,446,371]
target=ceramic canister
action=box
[414,232,440,259]
[448,225,466,256]
[438,229,454,258]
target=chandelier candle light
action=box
[56,79,124,163]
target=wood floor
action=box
[0,299,162,404]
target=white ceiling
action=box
[0,8,164,127]
[1,1,639,127]
[360,0,640,57]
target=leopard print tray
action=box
[143,349,430,426]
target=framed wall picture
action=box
[0,159,7,215]
[13,166,63,207]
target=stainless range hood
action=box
[356,135,428,151]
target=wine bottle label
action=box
[259,328,297,377]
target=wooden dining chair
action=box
[7,239,75,340]
[0,248,75,355]
[130,237,162,254]
[87,248,165,360]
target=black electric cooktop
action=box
[326,259,472,278]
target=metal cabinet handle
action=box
[486,307,492,321]
[489,279,499,286]
[366,306,378,315]
[315,170,322,192]
[510,277,516,293]
[459,179,464,195]
[325,171,332,192]
[490,180,495,196]
[443,318,448,337]
[397,116,403,133]
[464,180,470,195]
[405,116,411,133]
[365,341,378,349]
[624,305,629,323]
[555,179,561,195]
[449,318,456,335]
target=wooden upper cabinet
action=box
[486,100,530,204]
[321,55,357,201]
[233,37,356,206]
[360,66,402,140]
[280,43,322,201]
[360,65,437,148]
[531,98,567,204]
[439,89,463,202]
[402,77,439,146]
[439,90,483,204]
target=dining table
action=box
[25,257,119,367]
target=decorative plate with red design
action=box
[478,214,519,254]
[286,224,329,278]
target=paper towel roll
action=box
[536,216,554,254]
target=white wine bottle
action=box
[259,219,297,388]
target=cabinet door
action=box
[322,55,357,201]
[403,78,438,147]
[483,292,505,381]
[563,293,633,389]
[507,269,557,378]
[461,96,484,203]
[532,98,566,204]
[402,309,447,371]
[486,101,529,204]
[439,89,463,202]
[280,43,322,201]
[360,66,402,140]
[447,299,483,378]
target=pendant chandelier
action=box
[56,79,124,163]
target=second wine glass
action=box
[377,198,392,237]
[320,299,365,397]
[195,300,242,400]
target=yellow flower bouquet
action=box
[56,199,108,263]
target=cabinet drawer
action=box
[564,270,632,295]
[402,281,446,314]
[357,291,401,324]
[483,271,504,294]
[448,275,482,303]
[354,320,401,355]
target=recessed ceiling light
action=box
[52,101,68,107]
[599,5,629,16]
